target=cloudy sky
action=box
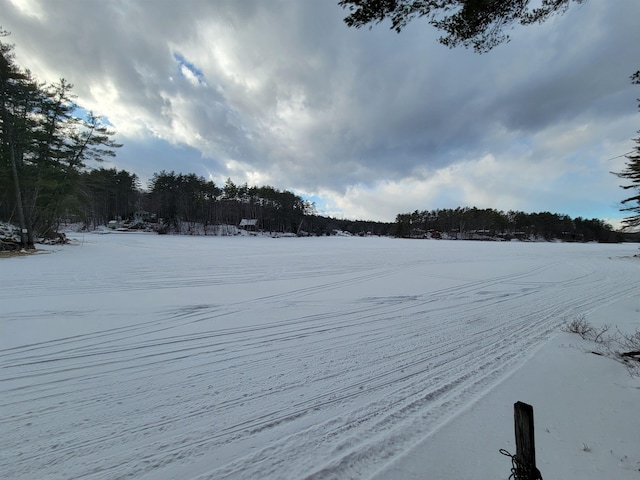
[2,0,639,224]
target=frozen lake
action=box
[1,234,638,479]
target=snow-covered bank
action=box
[372,296,640,479]
[1,235,638,479]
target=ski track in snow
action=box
[1,235,638,479]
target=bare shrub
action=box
[564,316,594,339]
[618,327,640,352]
[593,324,612,344]
[564,319,639,376]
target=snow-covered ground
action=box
[1,234,638,479]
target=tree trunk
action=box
[8,140,33,248]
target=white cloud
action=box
[180,64,201,87]
[6,0,45,20]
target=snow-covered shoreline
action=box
[1,235,638,479]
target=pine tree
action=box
[616,135,640,229]
[339,0,584,52]
[615,71,640,230]
[1,33,40,247]
[1,33,121,245]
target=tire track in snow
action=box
[207,274,638,480]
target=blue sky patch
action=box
[173,53,206,86]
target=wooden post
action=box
[513,401,541,479]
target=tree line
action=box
[39,165,633,242]
[395,207,619,242]
[144,171,313,234]
[77,168,394,236]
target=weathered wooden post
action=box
[513,401,542,480]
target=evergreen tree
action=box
[615,71,640,230]
[1,33,121,246]
[1,34,40,246]
[616,135,640,229]
[80,168,140,227]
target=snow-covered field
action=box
[1,234,638,479]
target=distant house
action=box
[133,210,150,223]
[239,218,258,232]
